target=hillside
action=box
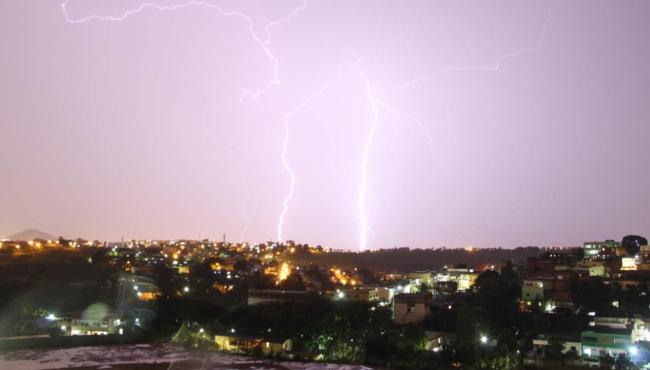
[6,229,57,241]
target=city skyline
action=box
[1,0,649,249]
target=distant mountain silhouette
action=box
[6,229,58,241]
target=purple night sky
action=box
[1,0,649,249]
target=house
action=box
[573,262,606,277]
[214,333,292,356]
[424,331,449,352]
[346,286,379,302]
[590,313,629,329]
[407,271,434,287]
[530,333,582,364]
[393,292,432,324]
[375,287,392,301]
[581,327,633,366]
[522,278,554,302]
[434,267,478,292]
[56,310,125,336]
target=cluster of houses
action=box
[3,234,649,365]
[520,239,650,366]
[230,238,650,365]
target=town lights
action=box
[46,313,57,321]
[629,346,638,356]
[183,286,189,293]
[480,335,488,344]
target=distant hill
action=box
[292,247,543,273]
[6,229,58,241]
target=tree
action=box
[277,273,306,291]
[622,235,647,256]
[500,261,519,282]
[496,328,517,353]
[614,353,636,370]
[475,270,500,290]
[574,278,611,312]
[600,354,615,369]
[153,263,175,298]
[304,264,333,290]
[546,337,566,364]
[233,259,250,273]
[454,304,487,364]
[357,268,380,285]
[479,352,520,370]
[474,270,521,326]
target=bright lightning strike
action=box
[357,67,379,251]
[277,83,333,244]
[359,1,556,250]
[63,0,312,244]
[61,1,557,251]
[61,0,309,100]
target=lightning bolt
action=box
[357,67,379,251]
[277,83,333,243]
[354,1,556,250]
[61,0,557,251]
[392,0,557,90]
[61,0,309,100]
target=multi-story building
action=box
[345,286,379,302]
[581,327,633,366]
[393,292,432,324]
[214,332,292,356]
[531,333,582,363]
[434,267,478,292]
[521,278,555,309]
[590,313,629,329]
[584,240,620,261]
[406,271,434,287]
[573,261,606,277]
[57,311,126,336]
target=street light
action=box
[480,335,488,344]
[629,346,638,356]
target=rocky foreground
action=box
[0,344,376,370]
